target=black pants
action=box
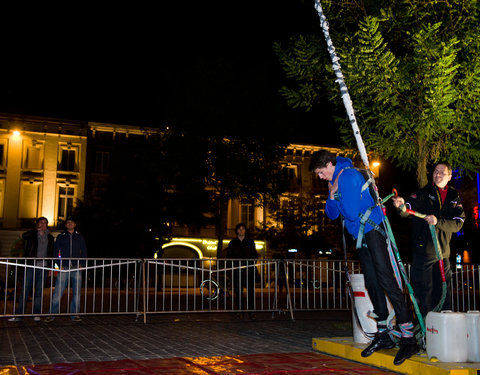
[358,230,412,324]
[231,266,256,310]
[411,256,452,317]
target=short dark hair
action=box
[309,150,337,172]
[235,223,247,234]
[433,161,452,174]
[36,217,48,225]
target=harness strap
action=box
[356,207,385,250]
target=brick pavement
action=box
[0,311,354,367]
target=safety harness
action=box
[336,167,427,343]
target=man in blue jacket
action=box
[309,150,418,365]
[45,217,87,322]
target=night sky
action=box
[0,1,340,145]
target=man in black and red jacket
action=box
[393,162,465,318]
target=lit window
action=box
[19,182,41,218]
[22,141,44,170]
[240,201,255,229]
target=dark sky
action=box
[0,2,340,144]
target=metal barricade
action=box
[143,258,285,318]
[0,258,142,318]
[285,259,361,312]
[2,258,479,321]
[452,264,480,312]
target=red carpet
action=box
[2,352,394,374]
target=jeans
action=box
[16,266,46,314]
[50,268,82,314]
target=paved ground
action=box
[0,311,355,366]
[0,311,403,374]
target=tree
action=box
[274,0,480,187]
[204,136,287,258]
[77,131,213,258]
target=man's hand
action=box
[392,196,405,208]
[328,180,338,200]
[425,215,438,225]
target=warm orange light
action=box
[463,250,471,263]
[13,130,20,136]
[372,161,380,167]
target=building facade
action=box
[0,112,363,259]
[0,113,88,229]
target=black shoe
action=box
[394,337,420,365]
[361,331,396,357]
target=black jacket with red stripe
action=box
[401,183,465,260]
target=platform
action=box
[312,337,480,375]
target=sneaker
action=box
[8,317,22,322]
[394,337,420,365]
[33,316,41,322]
[361,331,396,357]
[71,316,82,322]
[44,316,55,323]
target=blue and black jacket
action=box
[325,156,384,239]
[54,231,87,268]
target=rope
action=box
[398,204,448,313]
[313,0,369,169]
[313,0,425,341]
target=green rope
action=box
[405,209,448,313]
[381,193,426,337]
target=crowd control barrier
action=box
[1,258,478,322]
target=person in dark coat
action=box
[226,223,258,317]
[9,217,54,321]
[393,162,465,317]
[45,217,87,322]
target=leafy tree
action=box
[274,0,480,187]
[204,136,287,257]
[77,131,213,257]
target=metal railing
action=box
[1,258,478,321]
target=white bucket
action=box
[426,311,468,362]
[350,274,377,343]
[466,311,480,362]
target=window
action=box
[58,143,79,172]
[57,185,76,221]
[0,144,4,167]
[0,179,4,218]
[60,149,76,171]
[22,141,44,170]
[240,201,255,229]
[286,165,298,180]
[19,182,41,218]
[95,151,110,173]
